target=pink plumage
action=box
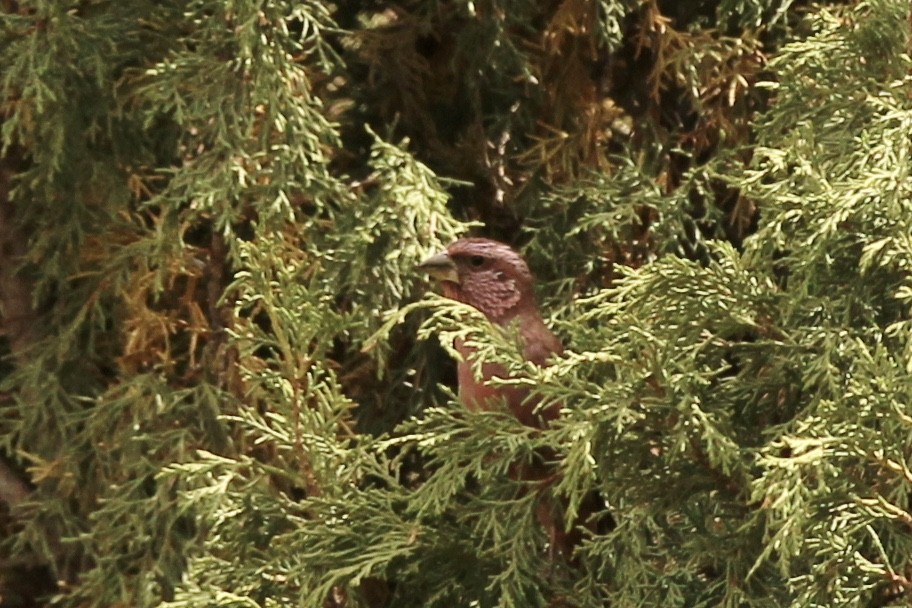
[419,238,563,426]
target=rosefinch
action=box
[419,237,599,560]
[417,238,563,427]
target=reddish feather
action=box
[421,238,599,560]
[435,238,563,426]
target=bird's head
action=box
[418,238,537,323]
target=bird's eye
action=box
[469,255,486,267]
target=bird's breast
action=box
[455,339,557,427]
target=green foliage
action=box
[2,0,912,607]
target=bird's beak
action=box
[418,251,460,284]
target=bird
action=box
[417,237,563,427]
[418,237,602,561]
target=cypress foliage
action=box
[1,1,911,607]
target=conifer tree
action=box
[1,1,911,607]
